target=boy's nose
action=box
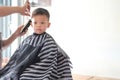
[36,24,41,27]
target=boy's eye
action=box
[34,22,37,24]
[33,21,47,24]
[41,22,45,24]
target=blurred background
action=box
[1,0,120,79]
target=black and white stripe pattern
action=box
[19,32,73,80]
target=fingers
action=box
[26,0,30,12]
[24,12,30,16]
[21,0,30,16]
[20,31,26,36]
[19,24,29,32]
[18,25,24,30]
[19,25,28,35]
[25,0,30,14]
[20,28,28,36]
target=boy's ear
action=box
[48,22,51,28]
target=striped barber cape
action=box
[0,32,73,80]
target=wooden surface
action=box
[72,74,120,80]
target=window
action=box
[0,0,12,59]
[1,0,22,67]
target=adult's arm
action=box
[0,0,30,17]
[2,25,26,49]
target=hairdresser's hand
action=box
[13,25,27,38]
[2,25,27,49]
[19,0,30,16]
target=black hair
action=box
[32,8,50,20]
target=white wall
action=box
[47,0,120,78]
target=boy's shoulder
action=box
[45,32,56,41]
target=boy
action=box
[0,8,73,80]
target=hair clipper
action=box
[21,19,31,33]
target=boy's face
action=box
[31,15,50,34]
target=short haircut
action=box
[32,8,50,20]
